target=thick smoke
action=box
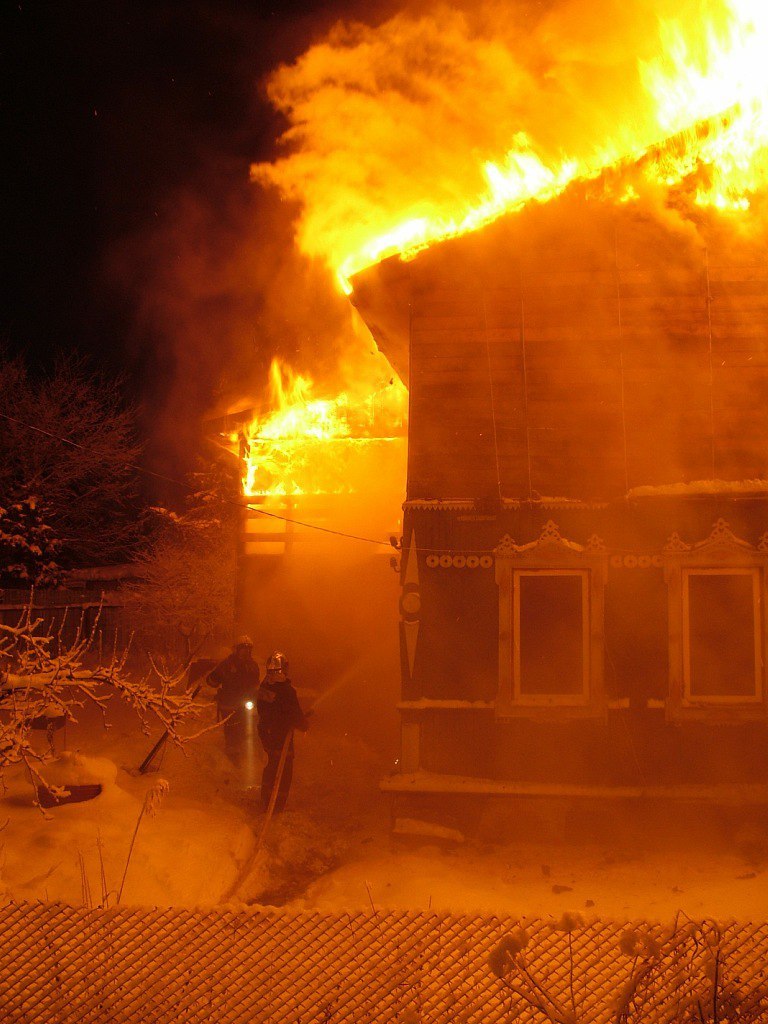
[254,0,737,278]
[113,0,745,472]
[111,181,381,470]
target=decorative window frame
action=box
[494,521,608,719]
[664,519,768,723]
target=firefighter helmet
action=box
[266,651,289,675]
[234,635,253,649]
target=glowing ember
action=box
[242,359,406,497]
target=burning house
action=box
[235,0,768,821]
[351,145,768,818]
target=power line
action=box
[0,409,391,548]
[2,411,747,559]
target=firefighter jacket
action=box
[207,653,260,710]
[257,676,308,750]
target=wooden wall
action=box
[353,195,768,789]
[402,200,768,502]
[400,499,768,785]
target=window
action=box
[682,569,761,704]
[663,519,768,721]
[494,523,607,718]
[514,571,589,704]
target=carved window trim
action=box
[495,521,607,719]
[664,519,768,722]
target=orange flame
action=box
[243,1,768,504]
[639,2,768,210]
[254,0,768,293]
[242,358,407,497]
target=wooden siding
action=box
[353,199,768,790]
[400,500,768,784]
[403,205,768,502]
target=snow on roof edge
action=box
[628,479,768,498]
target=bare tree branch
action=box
[0,599,205,804]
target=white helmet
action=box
[234,635,253,649]
[266,651,289,675]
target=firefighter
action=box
[256,651,309,813]
[207,636,261,766]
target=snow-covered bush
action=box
[123,457,238,661]
[0,497,61,586]
[490,917,768,1023]
[490,924,576,1024]
[0,353,144,583]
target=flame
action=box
[242,358,406,497]
[639,2,768,211]
[255,0,768,293]
[241,1,768,506]
[336,137,582,292]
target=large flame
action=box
[242,358,406,497]
[243,0,768,504]
[639,2,768,210]
[254,0,768,292]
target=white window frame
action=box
[681,567,762,706]
[663,520,768,723]
[495,524,607,720]
[512,569,591,707]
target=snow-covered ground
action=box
[2,691,767,923]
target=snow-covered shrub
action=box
[490,923,576,1024]
[0,497,61,586]
[0,353,144,581]
[123,457,238,662]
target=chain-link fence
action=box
[1,902,767,1023]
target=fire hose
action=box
[220,727,293,903]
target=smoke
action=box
[108,0,753,480]
[105,2,399,480]
[96,0,768,769]
[112,179,375,473]
[253,0,737,280]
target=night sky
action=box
[2,0,375,402]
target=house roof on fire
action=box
[350,179,768,503]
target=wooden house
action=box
[352,188,768,823]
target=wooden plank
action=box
[417,371,506,388]
[619,328,710,344]
[411,315,484,330]
[412,329,487,345]
[708,277,768,292]
[617,268,706,284]
[618,302,708,320]
[521,328,620,346]
[621,352,712,371]
[711,315,768,334]
[415,351,522,370]
[619,286,706,300]
[710,350,768,367]
[523,379,623,400]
